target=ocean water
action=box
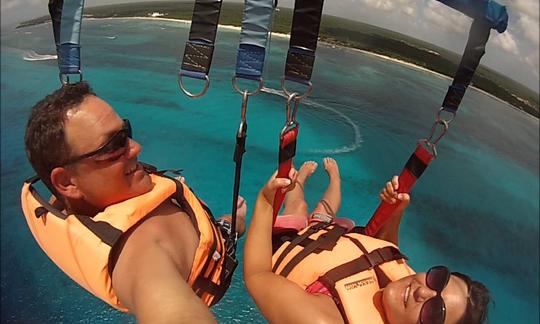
[1,19,538,323]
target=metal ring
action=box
[59,72,83,85]
[426,119,449,146]
[178,73,210,99]
[436,107,456,124]
[232,76,263,96]
[418,139,438,158]
[281,77,313,100]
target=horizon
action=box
[1,0,538,93]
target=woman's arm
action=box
[373,176,411,246]
[243,172,343,324]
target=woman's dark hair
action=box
[24,82,96,192]
[452,272,491,324]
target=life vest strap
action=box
[275,224,348,277]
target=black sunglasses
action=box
[420,265,450,324]
[62,119,132,165]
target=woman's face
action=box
[382,272,469,324]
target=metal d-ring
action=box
[178,73,210,99]
[436,107,456,124]
[232,76,263,96]
[59,71,83,85]
[281,77,313,100]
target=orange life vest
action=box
[21,171,235,311]
[272,223,415,324]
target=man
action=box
[244,159,490,324]
[22,82,246,323]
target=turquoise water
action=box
[1,19,538,323]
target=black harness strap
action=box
[275,225,348,277]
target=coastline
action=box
[29,16,540,117]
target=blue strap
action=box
[51,0,85,76]
[235,0,276,80]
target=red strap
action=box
[272,126,299,224]
[364,144,435,236]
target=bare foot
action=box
[297,161,318,186]
[323,157,340,180]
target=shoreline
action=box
[31,16,540,117]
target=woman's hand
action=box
[260,168,297,206]
[380,175,410,213]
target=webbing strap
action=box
[48,0,85,81]
[272,125,299,220]
[180,0,223,79]
[441,19,492,113]
[284,0,325,84]
[365,143,435,236]
[320,246,406,285]
[277,225,348,278]
[235,0,276,80]
[272,222,328,272]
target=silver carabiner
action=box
[178,73,210,99]
[425,119,449,146]
[436,107,456,124]
[237,91,249,138]
[285,92,301,124]
[59,71,83,85]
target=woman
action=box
[244,158,489,324]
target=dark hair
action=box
[452,272,491,324]
[24,82,96,192]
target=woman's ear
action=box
[50,167,83,200]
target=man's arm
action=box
[373,175,410,246]
[243,172,343,324]
[112,224,216,324]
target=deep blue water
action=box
[1,19,538,323]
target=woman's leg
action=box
[311,157,341,218]
[281,161,318,222]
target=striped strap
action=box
[48,0,85,83]
[284,0,325,85]
[235,0,276,81]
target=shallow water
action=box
[1,19,538,323]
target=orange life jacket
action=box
[272,223,415,324]
[21,170,235,311]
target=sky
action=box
[1,0,538,92]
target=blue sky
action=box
[1,0,538,92]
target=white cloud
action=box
[516,14,540,46]
[492,30,520,55]
[401,6,415,16]
[361,0,395,12]
[507,0,539,20]
[422,1,470,35]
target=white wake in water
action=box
[22,50,57,61]
[261,87,362,154]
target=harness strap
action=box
[235,0,276,81]
[365,143,435,236]
[272,124,299,221]
[272,222,328,272]
[284,0,325,85]
[48,0,85,83]
[179,0,223,92]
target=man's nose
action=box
[414,285,438,302]
[126,138,142,158]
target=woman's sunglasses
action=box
[62,119,132,165]
[420,265,450,324]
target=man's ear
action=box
[50,167,83,199]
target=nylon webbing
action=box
[365,0,508,236]
[180,0,222,79]
[235,0,276,81]
[272,124,298,220]
[284,0,325,84]
[48,0,85,83]
[365,143,435,236]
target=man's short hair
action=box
[24,82,96,192]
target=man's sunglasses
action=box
[62,119,132,165]
[420,265,450,324]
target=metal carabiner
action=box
[425,119,449,146]
[237,91,249,138]
[436,107,456,124]
[178,73,210,99]
[285,92,301,124]
[59,71,83,85]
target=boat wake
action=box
[261,87,362,154]
[22,50,57,61]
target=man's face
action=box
[63,95,153,210]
